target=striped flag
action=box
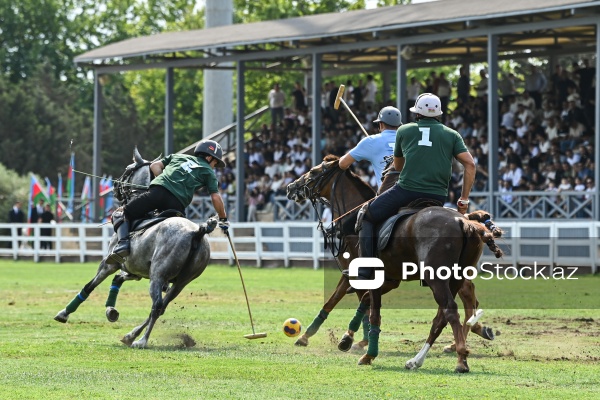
[66,153,75,214]
[57,173,63,221]
[81,176,92,222]
[27,175,49,234]
[45,177,57,214]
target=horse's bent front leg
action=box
[296,275,350,347]
[105,272,142,322]
[54,259,120,323]
[358,287,382,365]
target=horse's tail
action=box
[459,217,503,259]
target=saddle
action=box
[130,209,185,233]
[376,198,443,252]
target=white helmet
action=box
[409,93,443,117]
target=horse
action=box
[286,156,503,372]
[54,148,218,348]
[291,158,497,353]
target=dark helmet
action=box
[194,140,225,168]
[373,106,402,127]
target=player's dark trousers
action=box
[123,186,185,221]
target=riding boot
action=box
[347,220,375,294]
[107,220,131,264]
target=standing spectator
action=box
[524,65,547,109]
[343,80,354,106]
[475,69,488,98]
[8,201,25,248]
[246,188,263,222]
[40,204,55,250]
[457,66,471,105]
[436,72,451,120]
[353,79,364,110]
[574,59,596,103]
[406,76,423,122]
[31,199,44,224]
[291,81,306,113]
[363,74,378,111]
[499,73,518,103]
[268,83,285,130]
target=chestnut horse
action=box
[287,156,502,372]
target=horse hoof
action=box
[482,326,495,340]
[294,336,308,347]
[455,364,470,373]
[131,340,147,349]
[338,333,354,352]
[443,344,456,353]
[350,340,367,352]
[358,354,374,365]
[405,359,421,370]
[54,309,69,323]
[106,307,119,322]
[121,335,134,347]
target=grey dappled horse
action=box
[54,148,217,348]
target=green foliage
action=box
[0,165,30,222]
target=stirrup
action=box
[106,252,126,264]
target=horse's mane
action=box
[322,155,376,199]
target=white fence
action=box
[0,221,598,273]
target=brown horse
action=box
[291,159,496,353]
[286,156,502,372]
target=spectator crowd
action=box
[211,60,597,220]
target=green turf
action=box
[0,261,599,399]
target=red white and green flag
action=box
[27,175,49,234]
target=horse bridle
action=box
[291,160,351,262]
[114,162,152,205]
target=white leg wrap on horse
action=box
[405,343,431,370]
[466,309,484,326]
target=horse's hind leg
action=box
[54,260,120,323]
[406,307,446,370]
[128,278,188,348]
[445,279,494,353]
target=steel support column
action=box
[311,54,322,167]
[235,61,246,222]
[92,71,102,222]
[595,22,600,220]
[487,34,499,215]
[165,68,174,156]
[397,46,407,122]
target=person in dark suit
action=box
[40,204,55,250]
[8,201,25,248]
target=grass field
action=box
[1,260,599,399]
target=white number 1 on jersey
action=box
[418,127,433,147]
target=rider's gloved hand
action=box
[219,217,230,233]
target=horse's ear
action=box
[133,146,144,165]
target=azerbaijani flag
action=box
[81,176,92,222]
[57,173,63,221]
[27,175,49,234]
[45,177,57,213]
[66,153,75,214]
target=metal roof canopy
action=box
[83,0,600,222]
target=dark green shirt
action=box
[394,118,468,197]
[151,154,219,207]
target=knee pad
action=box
[111,207,126,232]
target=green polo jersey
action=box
[394,118,468,197]
[151,154,219,207]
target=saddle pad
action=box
[377,209,418,252]
[131,209,184,232]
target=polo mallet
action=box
[334,84,369,137]
[225,230,267,339]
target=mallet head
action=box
[334,84,345,110]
